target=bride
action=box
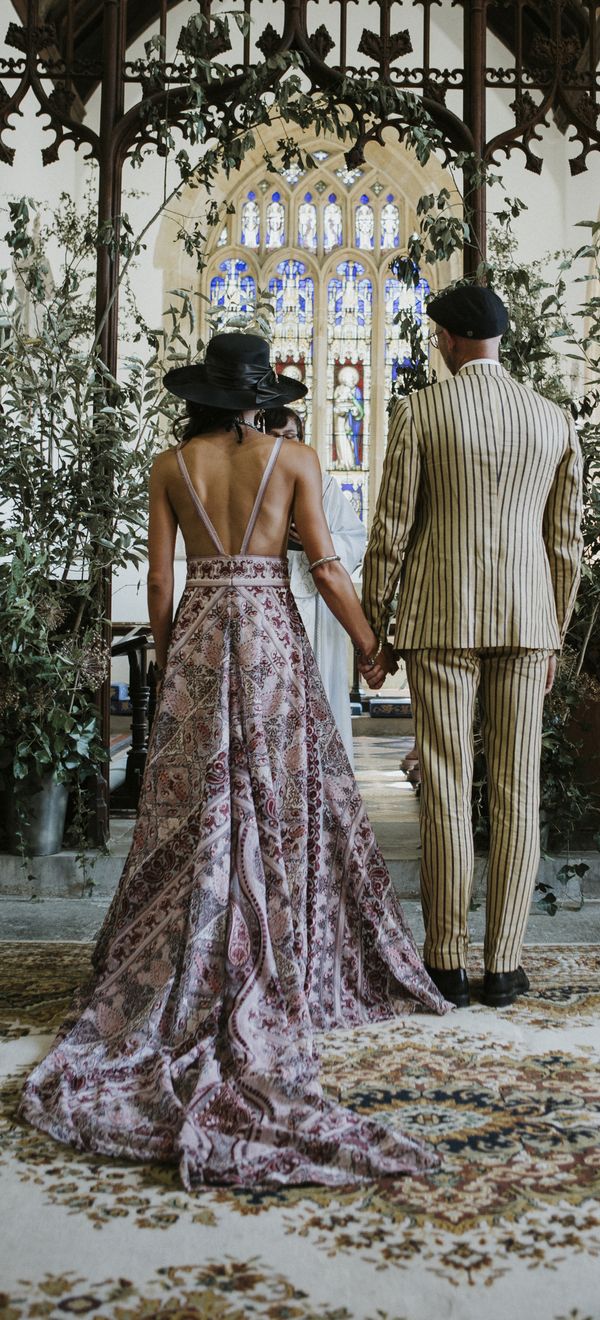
[19,332,448,1190]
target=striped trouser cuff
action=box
[405,648,550,973]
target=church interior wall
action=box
[0,5,598,629]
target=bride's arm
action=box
[291,447,378,664]
[147,453,178,670]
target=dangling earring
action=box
[255,409,266,433]
[233,416,244,444]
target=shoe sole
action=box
[481,986,528,1008]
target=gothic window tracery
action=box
[205,156,431,523]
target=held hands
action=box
[357,641,399,690]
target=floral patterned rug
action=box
[1,941,599,1320]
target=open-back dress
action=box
[19,435,448,1189]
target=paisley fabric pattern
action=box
[19,553,447,1188]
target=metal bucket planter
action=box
[8,774,69,856]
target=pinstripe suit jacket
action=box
[362,362,583,651]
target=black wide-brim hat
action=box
[427,285,509,339]
[163,332,308,410]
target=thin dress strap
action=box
[176,445,226,555]
[239,435,285,555]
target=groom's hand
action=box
[358,644,397,689]
[545,654,557,694]
[381,642,399,676]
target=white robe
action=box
[287,475,366,766]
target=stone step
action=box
[2,892,600,945]
[0,848,597,908]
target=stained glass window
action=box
[269,259,314,446]
[241,192,260,247]
[265,192,285,249]
[384,275,430,406]
[205,156,439,532]
[355,194,374,250]
[323,193,343,252]
[280,163,304,187]
[335,165,363,188]
[209,259,256,330]
[381,194,400,250]
[339,478,364,522]
[327,261,372,514]
[298,193,317,250]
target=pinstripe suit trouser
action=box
[405,648,551,973]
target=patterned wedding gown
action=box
[20,436,449,1189]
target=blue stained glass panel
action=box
[210,259,256,315]
[340,479,364,522]
[268,259,314,327]
[328,261,372,329]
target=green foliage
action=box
[0,192,167,835]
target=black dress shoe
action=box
[425,963,470,1008]
[482,966,530,1008]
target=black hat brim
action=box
[163,364,307,408]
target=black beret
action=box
[427,286,509,339]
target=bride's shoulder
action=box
[151,445,178,469]
[277,439,321,473]
[149,445,178,486]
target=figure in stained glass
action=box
[209,259,256,329]
[266,192,285,248]
[355,195,374,250]
[333,361,364,469]
[241,192,260,247]
[298,194,317,250]
[324,194,343,251]
[381,195,400,249]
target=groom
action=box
[361,286,583,1008]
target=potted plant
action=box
[0,192,163,854]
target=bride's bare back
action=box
[148,425,336,564]
[147,422,378,676]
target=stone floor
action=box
[2,728,599,944]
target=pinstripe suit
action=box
[363,362,583,971]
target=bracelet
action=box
[308,554,341,574]
[356,647,378,670]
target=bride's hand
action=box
[361,655,387,689]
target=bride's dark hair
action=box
[175,402,244,445]
[175,401,267,445]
